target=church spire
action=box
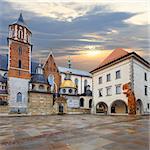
[67,56,72,69]
[17,13,24,23]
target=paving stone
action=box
[0,115,149,150]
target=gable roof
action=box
[99,48,129,67]
[91,48,149,73]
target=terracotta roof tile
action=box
[98,48,129,68]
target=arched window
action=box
[80,98,84,107]
[18,60,21,68]
[17,92,22,102]
[69,89,72,93]
[89,99,92,108]
[39,85,44,91]
[18,46,22,56]
[75,78,78,87]
[18,30,22,39]
[84,79,88,92]
[63,89,66,93]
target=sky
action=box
[0,0,149,71]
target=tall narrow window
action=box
[145,86,148,96]
[106,86,112,96]
[144,73,147,81]
[89,99,92,108]
[84,79,88,92]
[106,74,111,82]
[99,77,102,84]
[17,92,22,102]
[80,98,84,107]
[75,78,78,87]
[116,70,121,79]
[116,84,121,94]
[18,30,22,39]
[18,60,21,68]
[18,46,22,56]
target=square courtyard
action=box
[0,115,149,150]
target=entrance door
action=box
[59,104,64,114]
[111,107,115,113]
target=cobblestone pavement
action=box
[0,115,149,150]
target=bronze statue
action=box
[123,82,136,115]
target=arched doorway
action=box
[80,98,84,107]
[111,100,128,114]
[59,103,64,114]
[96,102,108,114]
[89,99,92,108]
[136,99,143,114]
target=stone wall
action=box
[28,91,54,115]
[0,106,9,113]
[67,108,91,114]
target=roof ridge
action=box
[98,48,129,68]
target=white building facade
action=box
[91,49,150,115]
[58,67,92,94]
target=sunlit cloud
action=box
[4,0,94,22]
[124,12,150,25]
[4,0,149,25]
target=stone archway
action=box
[54,96,67,114]
[96,102,108,114]
[136,99,143,115]
[111,100,128,114]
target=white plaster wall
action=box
[81,76,92,94]
[80,96,92,109]
[65,95,80,108]
[92,59,131,114]
[133,59,150,113]
[60,73,92,95]
[8,77,29,108]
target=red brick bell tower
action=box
[8,13,32,79]
[7,13,32,113]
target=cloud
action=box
[0,0,149,70]
[124,12,150,25]
[4,0,149,25]
[4,0,95,22]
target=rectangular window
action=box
[98,89,103,97]
[144,73,147,81]
[116,84,121,94]
[145,86,148,95]
[147,103,150,109]
[106,74,111,82]
[99,77,102,84]
[106,86,112,96]
[116,70,121,79]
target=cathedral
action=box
[0,13,92,115]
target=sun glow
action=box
[86,50,101,56]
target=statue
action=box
[123,82,136,115]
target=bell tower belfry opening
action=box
[7,13,32,113]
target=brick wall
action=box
[43,55,61,92]
[8,40,30,79]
